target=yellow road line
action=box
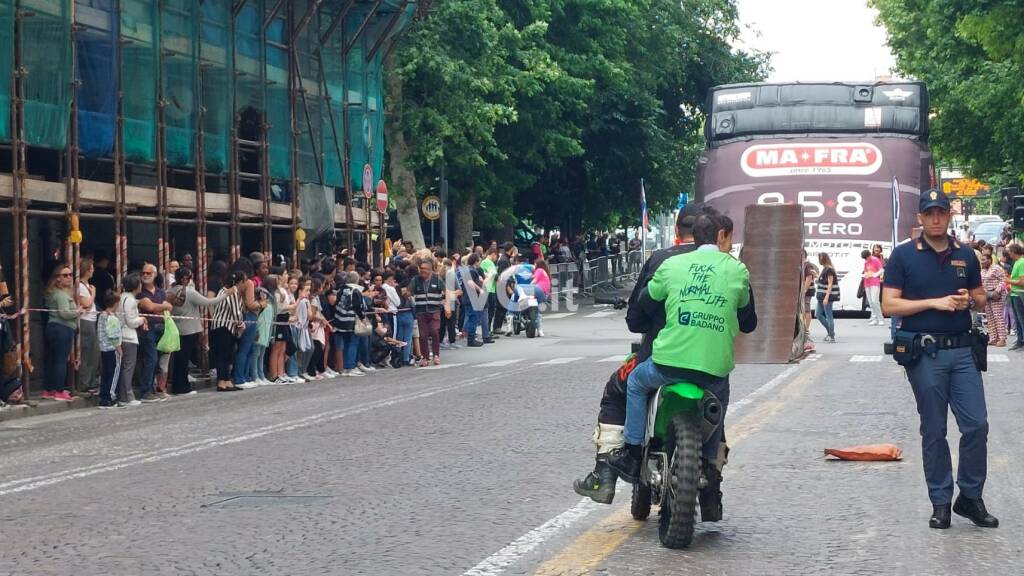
[533,359,829,576]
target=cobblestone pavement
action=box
[2,310,1021,576]
[520,319,1024,576]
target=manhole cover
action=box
[202,494,333,508]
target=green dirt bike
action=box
[629,382,724,549]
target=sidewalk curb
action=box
[0,378,215,424]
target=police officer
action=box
[882,188,998,530]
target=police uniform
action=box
[883,189,997,529]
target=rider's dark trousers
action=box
[623,358,730,462]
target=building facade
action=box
[0,0,417,385]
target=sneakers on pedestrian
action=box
[41,390,55,400]
[467,341,484,348]
[123,399,142,406]
[139,393,163,403]
[324,369,339,378]
[343,369,365,377]
[440,342,452,350]
[538,329,545,337]
[357,363,377,373]
[235,381,259,390]
[98,400,117,409]
[53,391,73,401]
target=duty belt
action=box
[920,333,973,350]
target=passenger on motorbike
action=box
[605,212,755,521]
[574,205,756,514]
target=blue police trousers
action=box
[906,348,988,505]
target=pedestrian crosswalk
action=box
[584,310,617,318]
[849,355,884,362]
[536,357,584,366]
[542,313,576,320]
[476,359,525,368]
[597,355,627,363]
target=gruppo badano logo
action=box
[740,142,883,178]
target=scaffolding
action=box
[0,0,417,397]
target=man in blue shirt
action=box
[882,188,997,530]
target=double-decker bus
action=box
[696,81,935,311]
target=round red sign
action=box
[376,180,389,214]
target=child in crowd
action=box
[97,290,124,408]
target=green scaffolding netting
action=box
[321,5,345,189]
[200,0,231,174]
[346,12,367,191]
[22,0,72,149]
[295,0,322,185]
[266,12,290,180]
[0,0,12,142]
[162,0,196,168]
[120,0,158,163]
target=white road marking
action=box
[536,357,583,366]
[849,355,883,362]
[461,498,601,576]
[542,313,575,320]
[990,354,1009,363]
[584,310,617,318]
[476,359,524,368]
[597,355,626,363]
[0,367,534,497]
[464,359,812,574]
[418,362,466,371]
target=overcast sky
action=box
[734,0,898,82]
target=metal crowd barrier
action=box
[576,250,644,297]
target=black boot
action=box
[699,465,724,522]
[573,457,618,504]
[953,495,999,528]
[929,504,951,529]
[606,444,642,484]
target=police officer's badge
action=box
[952,259,967,278]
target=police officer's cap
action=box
[919,188,951,212]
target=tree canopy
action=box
[389,0,767,246]
[872,0,1024,189]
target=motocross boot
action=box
[573,456,618,504]
[606,445,641,484]
[698,462,724,522]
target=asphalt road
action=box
[1,306,1021,576]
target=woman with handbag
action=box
[981,252,1008,346]
[269,274,299,384]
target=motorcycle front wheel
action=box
[658,412,700,549]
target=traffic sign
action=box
[421,195,441,221]
[942,178,987,197]
[362,164,373,199]
[376,180,389,214]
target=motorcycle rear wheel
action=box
[525,309,537,338]
[631,482,652,520]
[658,412,701,549]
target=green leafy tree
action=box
[872,0,1024,189]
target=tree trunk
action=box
[384,51,426,250]
[453,189,476,251]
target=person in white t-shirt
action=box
[77,258,101,392]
